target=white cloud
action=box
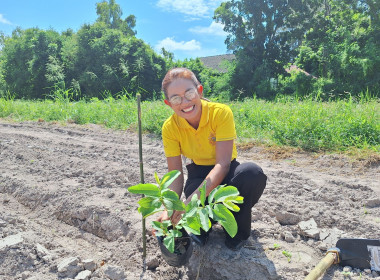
[156,0,222,18]
[189,21,227,36]
[155,37,201,52]
[0,14,12,25]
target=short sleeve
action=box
[215,105,236,141]
[162,118,181,157]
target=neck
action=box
[187,120,199,130]
[186,104,202,129]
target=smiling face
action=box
[165,78,203,129]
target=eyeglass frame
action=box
[167,88,198,106]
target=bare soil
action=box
[0,120,379,280]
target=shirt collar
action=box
[176,99,209,129]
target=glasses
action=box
[168,89,198,106]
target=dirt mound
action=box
[0,120,379,280]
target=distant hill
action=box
[199,54,235,73]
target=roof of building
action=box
[199,54,235,73]
[285,65,318,79]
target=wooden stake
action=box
[137,93,147,261]
[304,252,337,280]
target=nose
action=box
[182,96,192,105]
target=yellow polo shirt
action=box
[162,100,237,165]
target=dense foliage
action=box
[0,0,166,100]
[0,0,379,100]
[215,0,380,99]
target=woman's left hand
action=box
[170,210,185,225]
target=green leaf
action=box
[152,198,162,208]
[162,220,171,228]
[151,221,166,236]
[206,205,214,220]
[182,224,201,235]
[174,200,186,211]
[223,201,240,212]
[162,199,183,212]
[182,216,201,235]
[138,197,156,208]
[225,195,244,204]
[163,199,175,211]
[128,184,160,197]
[138,206,157,217]
[185,199,198,213]
[213,204,237,237]
[213,186,240,203]
[167,209,173,217]
[154,172,160,185]
[208,185,222,204]
[163,235,175,253]
[197,208,211,232]
[171,229,183,238]
[160,170,181,190]
[152,221,163,230]
[162,190,185,211]
[162,189,179,200]
[200,181,207,207]
[171,200,185,211]
[152,220,171,232]
[184,203,197,217]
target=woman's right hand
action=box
[152,211,170,236]
[157,211,170,223]
[156,210,183,225]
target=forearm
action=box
[169,174,184,198]
[166,156,184,198]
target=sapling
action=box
[128,170,244,253]
[282,250,292,262]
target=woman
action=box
[158,67,267,250]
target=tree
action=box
[75,22,165,99]
[294,0,380,97]
[0,0,169,100]
[214,0,318,98]
[1,28,63,99]
[96,0,136,36]
[215,0,380,98]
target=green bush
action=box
[278,70,314,97]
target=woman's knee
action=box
[230,162,267,192]
[234,162,266,180]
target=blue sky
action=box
[0,0,230,60]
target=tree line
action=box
[0,0,379,101]
[214,0,380,99]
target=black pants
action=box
[184,159,267,241]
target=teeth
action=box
[182,106,194,113]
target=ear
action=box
[197,84,204,97]
[164,99,171,106]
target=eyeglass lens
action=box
[169,89,197,105]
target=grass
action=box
[230,95,379,152]
[0,94,379,155]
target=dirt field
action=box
[0,120,379,280]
